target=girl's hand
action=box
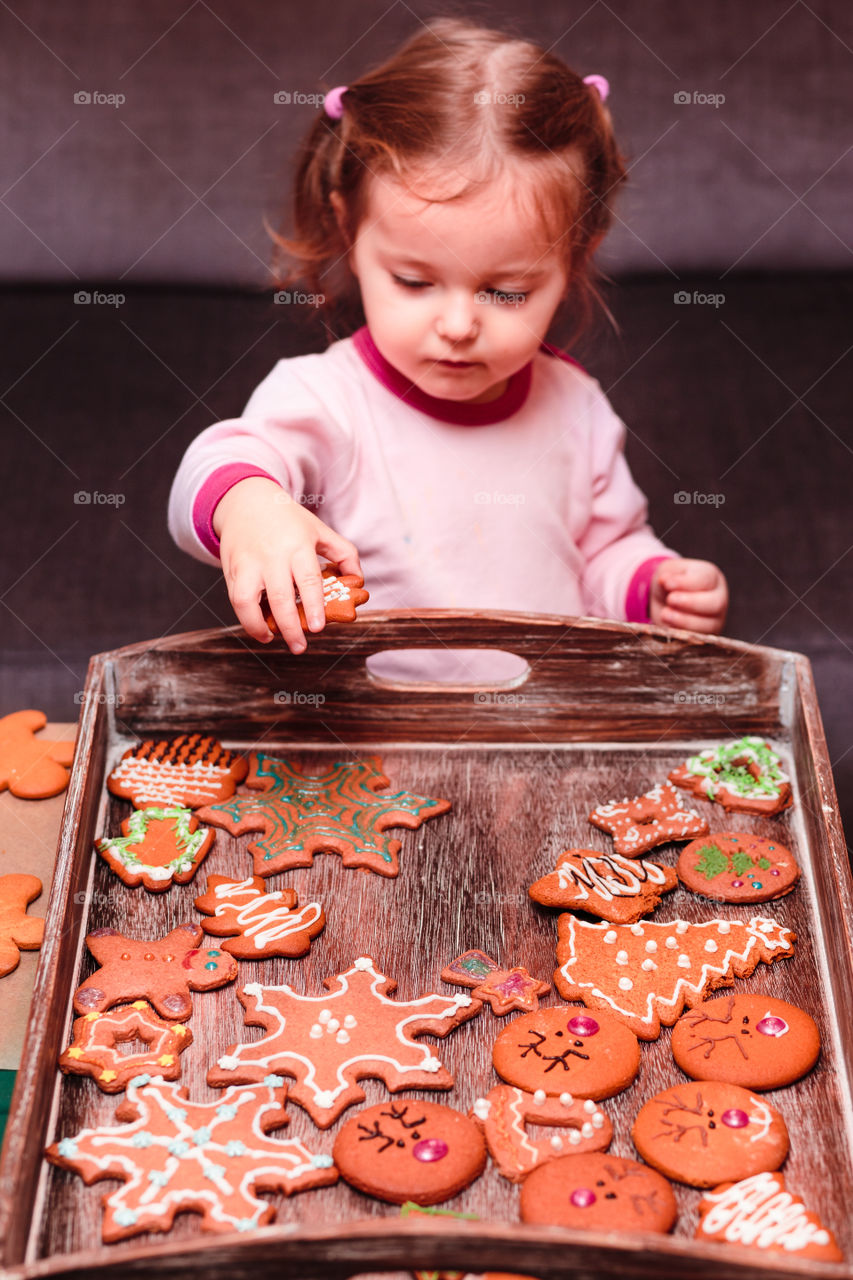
[212,477,362,653]
[649,559,729,635]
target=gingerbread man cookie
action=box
[107,734,248,809]
[555,914,796,1040]
[440,950,550,1015]
[208,956,480,1127]
[492,1007,641,1100]
[520,1153,677,1234]
[529,848,677,923]
[96,805,215,891]
[197,753,451,879]
[670,992,820,1089]
[0,873,45,976]
[589,782,708,856]
[0,710,74,799]
[696,1172,842,1261]
[334,1101,486,1205]
[471,1085,612,1182]
[73,924,238,1020]
[678,832,800,903]
[59,1001,193,1092]
[632,1082,789,1187]
[263,566,370,633]
[194,874,325,959]
[669,736,792,815]
[46,1075,337,1239]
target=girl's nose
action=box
[435,291,479,343]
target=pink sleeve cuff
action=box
[193,463,280,557]
[625,555,678,623]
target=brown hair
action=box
[270,16,628,345]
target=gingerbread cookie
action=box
[520,1153,677,1234]
[671,992,820,1089]
[59,1001,193,1092]
[696,1172,842,1261]
[197,753,450,879]
[208,956,480,1128]
[678,832,800,903]
[46,1075,337,1239]
[193,874,325,959]
[0,710,74,799]
[492,1006,640,1100]
[555,915,796,1040]
[333,1101,486,1205]
[669,737,792,815]
[263,566,370,633]
[440,950,550,1015]
[96,805,215,891]
[0,874,45,976]
[106,734,248,809]
[589,782,708,856]
[73,924,238,1021]
[471,1085,612,1182]
[633,1082,789,1187]
[529,848,677,923]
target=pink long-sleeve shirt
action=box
[168,326,677,682]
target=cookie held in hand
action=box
[262,566,369,632]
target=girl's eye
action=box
[489,288,528,303]
[392,275,429,290]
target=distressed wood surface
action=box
[1,614,850,1280]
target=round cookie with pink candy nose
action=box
[333,1100,486,1205]
[520,1152,677,1234]
[492,1006,640,1101]
[670,992,820,1090]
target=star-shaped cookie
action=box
[197,753,451,878]
[208,956,480,1126]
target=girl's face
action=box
[335,170,570,404]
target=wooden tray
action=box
[1,612,851,1280]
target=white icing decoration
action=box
[472,1098,491,1120]
[559,1092,573,1107]
[705,940,718,953]
[343,1015,357,1029]
[583,1099,596,1114]
[533,1089,546,1106]
[550,1135,563,1151]
[318,1009,331,1024]
[604,930,617,944]
[677,955,691,968]
[353,957,373,969]
[676,921,688,934]
[645,940,657,953]
[592,1111,605,1129]
[618,977,633,990]
[630,923,644,936]
[665,937,678,949]
[335,1030,349,1045]
[699,1172,832,1253]
[309,1025,323,1039]
[208,879,323,950]
[641,959,656,971]
[615,950,629,965]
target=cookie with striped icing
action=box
[107,734,248,810]
[696,1173,842,1261]
[529,848,677,922]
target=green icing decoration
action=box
[756,856,771,869]
[685,736,787,799]
[729,851,755,876]
[99,805,207,875]
[694,844,729,880]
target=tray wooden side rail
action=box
[0,612,849,1280]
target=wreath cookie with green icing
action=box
[678,832,799,903]
[96,806,215,891]
[669,736,792,815]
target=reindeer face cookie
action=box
[492,1006,641,1101]
[671,993,820,1089]
[632,1082,789,1187]
[333,1101,486,1205]
[520,1153,677,1234]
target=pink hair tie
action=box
[583,74,610,102]
[323,85,348,119]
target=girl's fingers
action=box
[228,571,276,643]
[660,605,724,634]
[263,571,308,653]
[660,559,720,593]
[665,588,727,617]
[290,548,327,635]
[315,529,363,582]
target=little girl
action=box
[168,18,727,681]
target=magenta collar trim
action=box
[351,326,533,425]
